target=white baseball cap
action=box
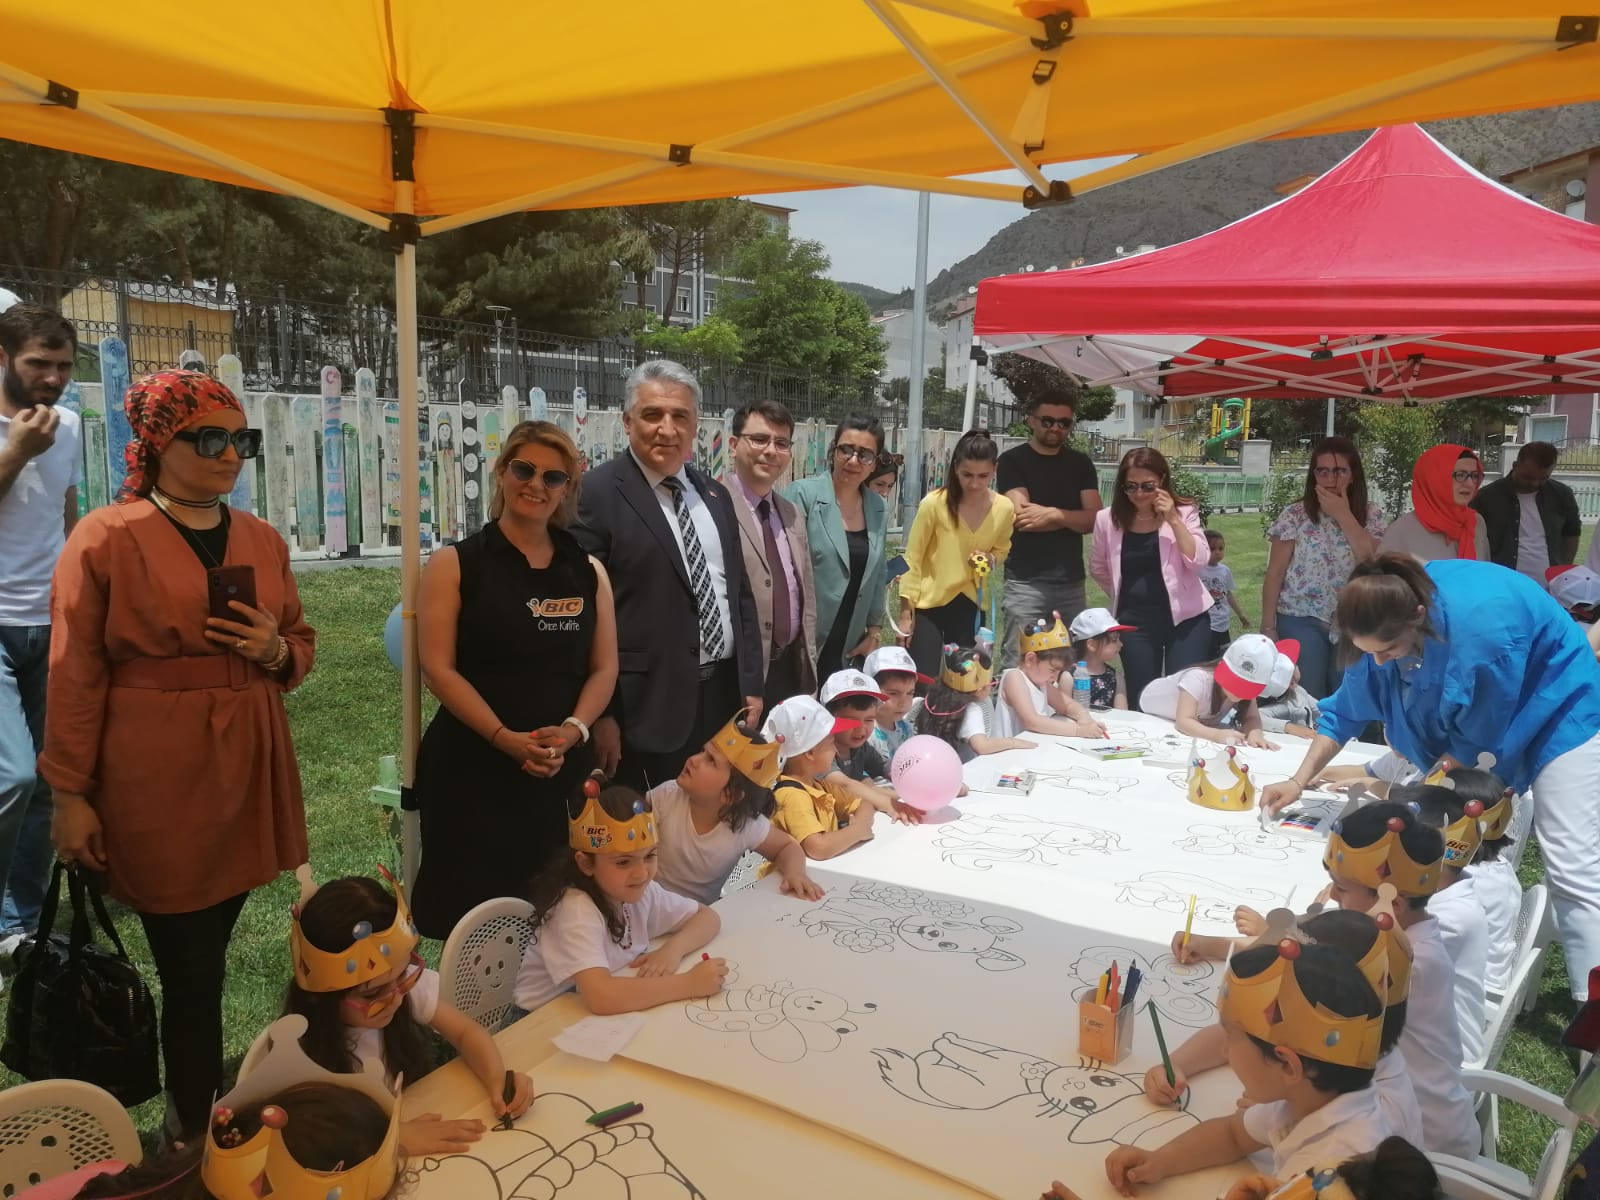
[863,645,932,684]
[1549,564,1600,611]
[819,669,887,706]
[0,288,20,314]
[1216,634,1300,701]
[1266,646,1300,697]
[1069,607,1136,641]
[762,695,858,763]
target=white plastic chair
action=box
[721,850,765,898]
[1471,947,1547,1157]
[0,1079,141,1197]
[1431,1068,1577,1200]
[1509,884,1554,1017]
[1503,791,1535,874]
[438,897,536,1030]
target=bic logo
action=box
[527,597,585,618]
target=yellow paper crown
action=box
[569,776,658,854]
[940,647,993,693]
[1187,743,1255,812]
[202,1014,401,1200]
[713,712,781,790]
[289,866,420,994]
[1267,1166,1360,1200]
[1020,614,1072,656]
[1218,944,1383,1070]
[1479,789,1514,841]
[1324,810,1441,898]
[1442,800,1487,868]
[1357,884,1414,1007]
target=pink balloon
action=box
[890,735,963,813]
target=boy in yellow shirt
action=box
[760,695,877,864]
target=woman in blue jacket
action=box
[1264,554,1600,999]
[785,414,889,677]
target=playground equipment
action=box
[1203,398,1252,463]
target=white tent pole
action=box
[1325,397,1335,436]
[394,180,423,889]
[903,192,931,532]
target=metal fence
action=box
[0,266,886,427]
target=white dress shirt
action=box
[632,450,735,664]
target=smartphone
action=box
[207,565,258,622]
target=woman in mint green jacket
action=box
[785,414,890,676]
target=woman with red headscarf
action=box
[40,370,315,1140]
[1378,444,1490,563]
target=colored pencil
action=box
[1122,965,1142,1010]
[498,1070,516,1130]
[586,1102,638,1126]
[1181,894,1197,955]
[1149,1004,1175,1087]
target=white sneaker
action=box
[0,932,27,974]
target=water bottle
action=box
[1073,660,1093,709]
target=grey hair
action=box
[624,359,702,413]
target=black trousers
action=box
[617,659,739,792]
[762,640,808,713]
[138,890,250,1138]
[909,595,981,680]
[1122,614,1212,712]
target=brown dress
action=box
[39,501,314,914]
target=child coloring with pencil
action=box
[1098,941,1393,1195]
[514,775,726,1017]
[650,711,823,905]
[282,867,533,1155]
[994,612,1108,739]
[1069,608,1132,710]
[917,644,1032,762]
[1137,633,1299,749]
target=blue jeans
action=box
[0,625,54,936]
[1275,612,1342,700]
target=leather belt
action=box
[698,659,732,682]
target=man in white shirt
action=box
[0,305,81,958]
[1473,441,1581,586]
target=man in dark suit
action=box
[722,400,818,711]
[574,360,764,788]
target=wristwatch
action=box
[562,716,591,745]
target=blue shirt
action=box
[1317,559,1600,792]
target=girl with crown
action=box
[513,777,726,1017]
[283,870,532,1155]
[650,711,823,905]
[915,644,1032,763]
[1137,633,1299,749]
[1095,942,1390,1196]
[994,612,1108,739]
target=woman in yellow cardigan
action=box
[897,430,1015,677]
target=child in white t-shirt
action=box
[651,711,822,905]
[514,777,726,1016]
[994,613,1107,740]
[1199,529,1251,657]
[1138,633,1297,749]
[914,645,1031,763]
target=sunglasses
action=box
[1121,481,1161,494]
[506,460,572,488]
[1035,415,1075,430]
[1452,469,1485,484]
[835,445,878,464]
[173,427,262,459]
[341,953,426,1019]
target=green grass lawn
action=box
[10,531,1588,1177]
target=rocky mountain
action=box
[836,280,900,310]
[877,102,1600,315]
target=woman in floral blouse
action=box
[1260,437,1386,699]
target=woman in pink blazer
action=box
[1090,448,1211,710]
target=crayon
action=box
[595,1102,644,1128]
[498,1070,516,1131]
[1149,1004,1176,1087]
[586,1102,639,1126]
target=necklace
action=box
[150,493,229,569]
[154,485,221,509]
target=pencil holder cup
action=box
[1077,996,1134,1064]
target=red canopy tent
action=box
[975,124,1600,403]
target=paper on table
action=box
[552,1012,647,1062]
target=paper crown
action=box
[712,711,781,789]
[289,865,420,994]
[1324,809,1442,897]
[1187,743,1255,812]
[1358,884,1414,1007]
[1441,800,1487,868]
[1267,1166,1359,1200]
[202,1014,401,1200]
[1019,613,1072,656]
[569,774,658,854]
[1218,942,1383,1070]
[940,646,993,693]
[1478,789,1515,841]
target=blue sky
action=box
[760,156,1131,292]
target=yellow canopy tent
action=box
[3,0,1596,876]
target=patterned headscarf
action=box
[117,369,244,502]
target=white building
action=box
[873,308,944,385]
[942,295,1016,413]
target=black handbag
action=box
[1,862,160,1105]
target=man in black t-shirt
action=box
[996,389,1103,669]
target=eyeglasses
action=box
[834,445,878,464]
[1313,466,1351,479]
[1121,481,1160,494]
[737,433,793,453]
[341,953,426,1019]
[1034,415,1075,430]
[1452,469,1485,484]
[172,427,262,459]
[506,460,572,488]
